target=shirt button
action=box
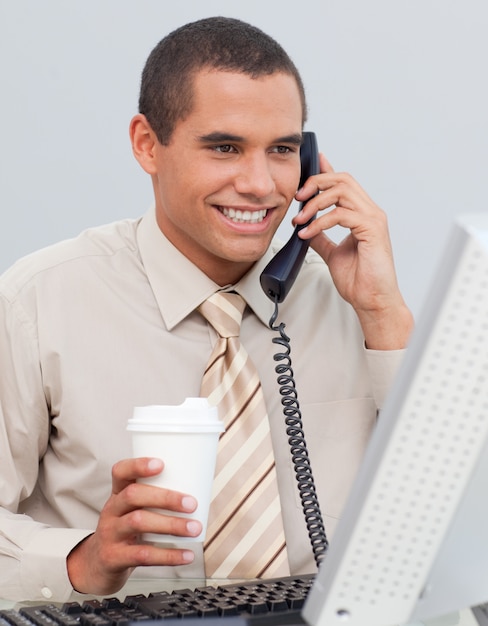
[41,587,53,599]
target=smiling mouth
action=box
[220,207,268,224]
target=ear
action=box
[129,114,159,175]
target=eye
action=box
[271,145,296,155]
[213,144,236,154]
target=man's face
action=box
[151,69,303,285]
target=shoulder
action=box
[0,218,141,301]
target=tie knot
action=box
[198,292,246,338]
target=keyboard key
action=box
[0,610,35,626]
[80,614,111,626]
[18,608,57,626]
[81,601,104,615]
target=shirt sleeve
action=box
[364,346,406,409]
[0,509,92,602]
[0,290,89,602]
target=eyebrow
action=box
[197,131,303,146]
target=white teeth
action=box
[221,207,267,224]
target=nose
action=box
[233,152,276,198]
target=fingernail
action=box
[186,520,202,536]
[181,496,197,512]
[182,550,195,563]
[147,458,163,472]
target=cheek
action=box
[183,159,232,198]
[275,161,301,195]
[157,169,204,214]
[280,176,301,209]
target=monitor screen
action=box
[303,213,488,626]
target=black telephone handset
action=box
[260,131,320,303]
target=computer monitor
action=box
[303,213,488,626]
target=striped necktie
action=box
[198,291,290,579]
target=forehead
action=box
[185,69,304,133]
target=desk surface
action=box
[0,578,481,626]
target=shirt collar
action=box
[136,209,278,330]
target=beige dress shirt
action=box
[0,209,404,601]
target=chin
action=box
[228,247,268,267]
[232,235,274,260]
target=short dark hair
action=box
[139,16,307,145]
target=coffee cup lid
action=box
[127,397,224,433]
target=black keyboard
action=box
[0,574,314,626]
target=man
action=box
[0,17,413,601]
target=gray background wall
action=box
[1,0,487,315]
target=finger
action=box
[88,532,197,577]
[319,152,335,174]
[307,231,337,266]
[297,205,365,240]
[112,457,164,494]
[300,204,389,249]
[111,480,199,518]
[98,491,202,549]
[298,170,367,201]
[295,178,378,226]
[295,170,354,207]
[295,153,333,202]
[107,541,197,570]
[121,507,203,541]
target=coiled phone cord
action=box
[268,300,329,568]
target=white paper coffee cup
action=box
[127,397,224,544]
